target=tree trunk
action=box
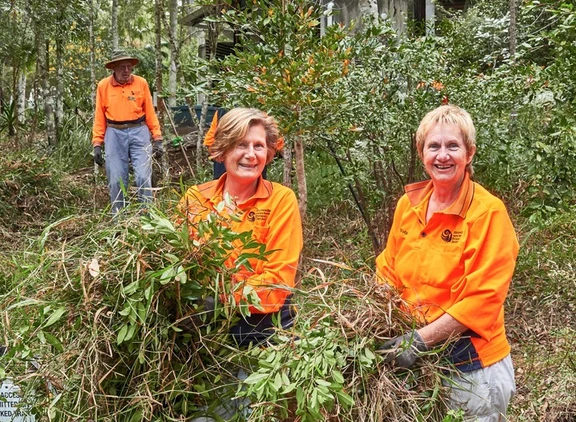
[509,0,517,59]
[89,0,96,107]
[283,141,292,188]
[8,68,17,139]
[89,0,101,182]
[196,20,217,171]
[195,30,206,105]
[111,0,119,50]
[154,0,167,181]
[17,72,26,124]
[168,0,178,108]
[154,0,164,114]
[38,37,56,147]
[196,99,208,171]
[294,136,307,220]
[55,35,64,141]
[381,0,407,32]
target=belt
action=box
[107,121,146,129]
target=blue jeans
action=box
[104,125,153,214]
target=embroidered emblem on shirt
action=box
[250,209,271,222]
[441,230,464,243]
[128,95,136,101]
[441,229,453,243]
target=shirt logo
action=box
[441,229,453,243]
[246,209,271,222]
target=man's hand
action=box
[93,146,104,166]
[377,330,428,368]
[152,141,164,160]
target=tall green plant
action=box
[0,99,17,136]
[209,0,354,216]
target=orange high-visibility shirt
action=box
[92,75,162,146]
[376,174,519,371]
[178,175,303,314]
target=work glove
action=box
[93,146,104,166]
[377,330,428,368]
[152,141,164,160]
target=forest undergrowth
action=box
[0,149,574,421]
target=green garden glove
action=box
[378,330,428,368]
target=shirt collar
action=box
[200,174,273,206]
[109,74,134,86]
[405,173,474,219]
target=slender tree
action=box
[55,33,64,141]
[155,0,163,99]
[214,0,354,218]
[196,15,218,171]
[89,0,96,107]
[38,37,56,146]
[168,0,178,108]
[509,0,516,59]
[111,0,119,50]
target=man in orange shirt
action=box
[92,50,163,215]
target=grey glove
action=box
[178,297,217,332]
[93,146,104,166]
[152,141,164,159]
[378,330,428,368]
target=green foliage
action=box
[0,100,18,136]
[53,113,93,170]
[436,0,511,72]
[0,206,271,420]
[239,323,364,421]
[510,1,576,220]
[214,0,353,134]
[507,210,576,420]
[442,409,465,422]
[0,152,88,229]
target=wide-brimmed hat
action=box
[105,50,140,69]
